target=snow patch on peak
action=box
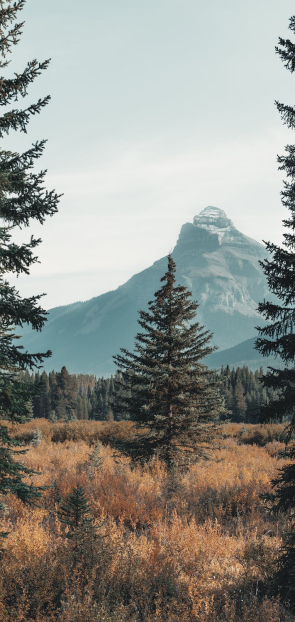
[193,206,235,243]
[198,206,228,220]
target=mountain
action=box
[207,336,265,370]
[21,206,273,376]
[207,335,285,372]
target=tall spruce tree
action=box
[0,1,59,508]
[255,15,295,608]
[113,255,223,470]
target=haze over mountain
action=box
[21,207,272,376]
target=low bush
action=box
[0,422,294,620]
[224,423,288,446]
[2,419,137,446]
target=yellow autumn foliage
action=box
[0,421,293,621]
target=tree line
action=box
[18,367,116,422]
[18,363,277,424]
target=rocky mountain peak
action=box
[175,206,263,253]
[175,206,239,253]
[193,206,234,233]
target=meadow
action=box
[0,419,294,622]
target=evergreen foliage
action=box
[0,1,59,510]
[113,254,224,469]
[52,366,77,420]
[58,484,94,553]
[19,364,277,423]
[0,423,42,502]
[255,15,295,609]
[219,365,277,423]
[59,484,93,533]
[255,20,295,428]
[19,368,116,421]
[89,374,116,420]
[17,364,277,424]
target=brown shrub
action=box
[224,423,288,445]
[0,422,294,621]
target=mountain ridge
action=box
[20,206,272,375]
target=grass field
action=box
[0,420,294,621]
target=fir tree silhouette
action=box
[113,255,224,471]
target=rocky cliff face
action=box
[173,206,269,332]
[20,207,271,375]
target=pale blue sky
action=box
[7,0,295,307]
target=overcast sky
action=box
[6,0,295,307]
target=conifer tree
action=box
[0,1,59,507]
[255,17,295,427]
[53,366,77,420]
[59,485,93,536]
[33,371,50,418]
[58,485,94,560]
[232,382,247,422]
[113,255,223,470]
[255,15,295,608]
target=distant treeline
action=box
[18,367,116,422]
[18,365,277,424]
[218,365,277,423]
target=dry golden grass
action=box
[0,421,294,621]
[3,417,137,445]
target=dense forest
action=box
[19,364,277,424]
